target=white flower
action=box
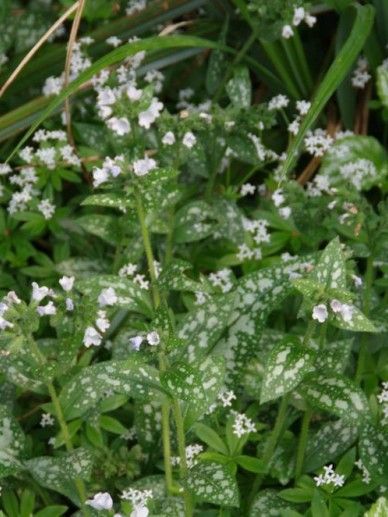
[330,299,342,313]
[32,282,51,302]
[312,304,328,323]
[0,316,13,330]
[133,157,157,176]
[162,131,176,145]
[96,310,110,333]
[293,7,305,26]
[279,206,291,219]
[59,276,74,292]
[130,336,143,351]
[272,189,285,207]
[66,298,74,311]
[138,98,163,128]
[38,199,55,219]
[98,287,118,307]
[240,183,255,196]
[232,412,256,437]
[288,119,300,135]
[40,413,55,427]
[182,131,197,149]
[314,464,345,488]
[86,492,113,510]
[126,84,143,101]
[106,36,122,47]
[37,301,57,316]
[119,263,138,277]
[304,14,317,27]
[93,167,109,187]
[218,389,236,407]
[282,25,294,39]
[107,116,131,135]
[352,274,362,288]
[131,507,149,517]
[146,331,160,346]
[83,327,103,347]
[296,100,311,116]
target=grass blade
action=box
[280,3,375,178]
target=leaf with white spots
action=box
[314,339,353,373]
[260,336,315,404]
[81,192,129,212]
[25,449,94,504]
[303,419,358,472]
[365,497,388,517]
[331,305,377,332]
[76,274,152,315]
[212,256,314,384]
[320,135,388,190]
[158,259,212,294]
[359,422,388,482]
[59,359,162,420]
[298,373,368,423]
[311,237,347,290]
[250,489,296,517]
[76,214,121,246]
[185,462,239,507]
[176,292,237,364]
[226,65,252,109]
[0,405,26,478]
[138,167,180,214]
[174,200,218,243]
[161,362,206,402]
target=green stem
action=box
[355,254,374,383]
[25,335,88,513]
[247,395,289,510]
[172,399,193,517]
[295,407,312,479]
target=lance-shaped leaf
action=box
[377,66,388,109]
[260,336,315,404]
[314,339,353,374]
[226,65,252,109]
[174,200,218,243]
[359,422,388,482]
[298,373,368,423]
[59,359,162,420]
[303,419,358,472]
[0,405,26,478]
[25,449,94,504]
[250,489,296,517]
[81,192,129,212]
[212,255,314,384]
[311,237,347,290]
[365,497,388,517]
[161,362,206,402]
[76,215,121,246]
[158,260,212,294]
[185,462,239,507]
[134,398,162,451]
[331,305,377,333]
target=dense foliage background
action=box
[0,0,388,516]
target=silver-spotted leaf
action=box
[161,362,205,402]
[185,462,239,507]
[359,422,388,482]
[261,336,315,403]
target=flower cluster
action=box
[130,331,160,351]
[351,57,371,89]
[314,464,345,488]
[231,411,256,438]
[304,129,333,157]
[171,443,203,469]
[312,299,354,324]
[209,269,234,293]
[281,6,316,39]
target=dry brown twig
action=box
[0,1,80,99]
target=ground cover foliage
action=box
[0,0,388,515]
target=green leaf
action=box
[25,449,93,504]
[319,136,388,190]
[185,462,239,507]
[174,200,218,243]
[298,373,368,423]
[99,415,128,435]
[311,489,329,517]
[331,304,377,333]
[359,422,388,482]
[0,405,26,478]
[365,497,388,517]
[303,419,358,472]
[315,339,353,374]
[81,192,129,212]
[279,4,375,176]
[34,506,68,517]
[250,489,296,517]
[8,35,230,161]
[59,359,162,420]
[161,362,205,402]
[260,336,315,403]
[311,237,347,291]
[235,455,267,474]
[226,65,252,108]
[193,423,228,455]
[377,65,388,109]
[76,214,120,246]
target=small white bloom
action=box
[272,189,285,207]
[146,331,160,346]
[96,310,110,333]
[92,167,109,187]
[98,287,118,307]
[40,413,55,427]
[279,206,291,219]
[38,199,55,220]
[130,336,143,351]
[330,299,342,313]
[65,298,74,311]
[296,100,311,116]
[304,14,317,27]
[162,131,176,145]
[312,304,328,323]
[182,131,197,149]
[107,116,131,135]
[83,327,103,347]
[131,507,149,517]
[240,183,255,196]
[106,36,122,47]
[86,492,113,510]
[59,276,74,292]
[126,84,143,101]
[293,7,305,26]
[37,301,57,316]
[32,282,51,302]
[133,157,157,176]
[138,98,163,129]
[282,25,294,39]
